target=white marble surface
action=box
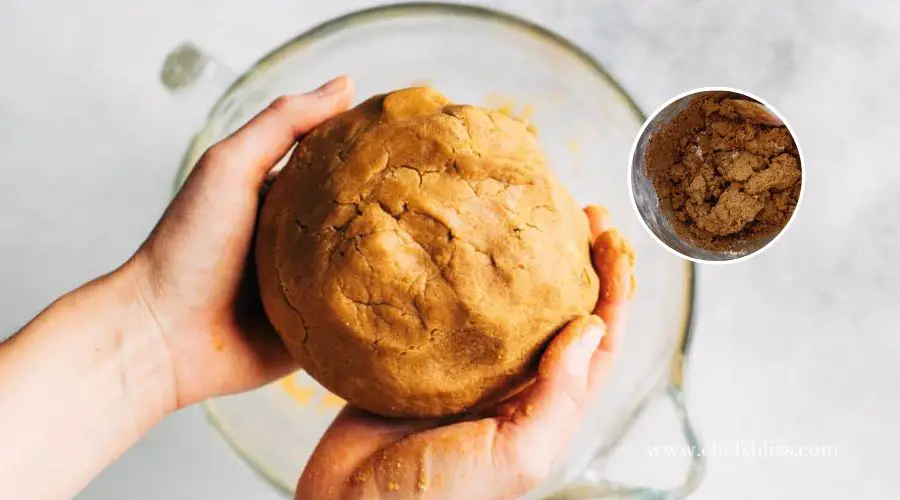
[1,0,897,498]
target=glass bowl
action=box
[163,3,700,498]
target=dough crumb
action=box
[715,151,764,182]
[351,470,368,484]
[696,185,765,236]
[745,127,793,157]
[417,466,428,492]
[744,154,801,194]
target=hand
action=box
[297,206,634,500]
[126,76,355,410]
[0,77,356,499]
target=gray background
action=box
[1,0,896,498]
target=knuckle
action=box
[199,142,229,167]
[557,382,584,414]
[269,95,294,112]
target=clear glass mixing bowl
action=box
[162,3,702,498]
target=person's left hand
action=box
[124,76,354,411]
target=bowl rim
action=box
[176,0,698,493]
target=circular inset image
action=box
[629,87,804,263]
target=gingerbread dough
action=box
[256,87,598,417]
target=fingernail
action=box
[588,205,609,218]
[314,76,347,96]
[579,322,604,349]
[565,319,605,376]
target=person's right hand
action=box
[125,76,354,412]
[297,206,633,500]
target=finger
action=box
[230,258,298,387]
[587,339,616,397]
[584,205,610,241]
[502,316,605,455]
[591,229,634,352]
[199,76,354,189]
[259,176,275,203]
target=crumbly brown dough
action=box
[645,94,802,251]
[256,87,598,418]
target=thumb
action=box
[146,77,354,265]
[496,315,606,482]
[514,316,605,437]
[194,76,354,190]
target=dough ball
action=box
[257,87,598,417]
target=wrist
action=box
[0,259,178,498]
[109,257,179,424]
